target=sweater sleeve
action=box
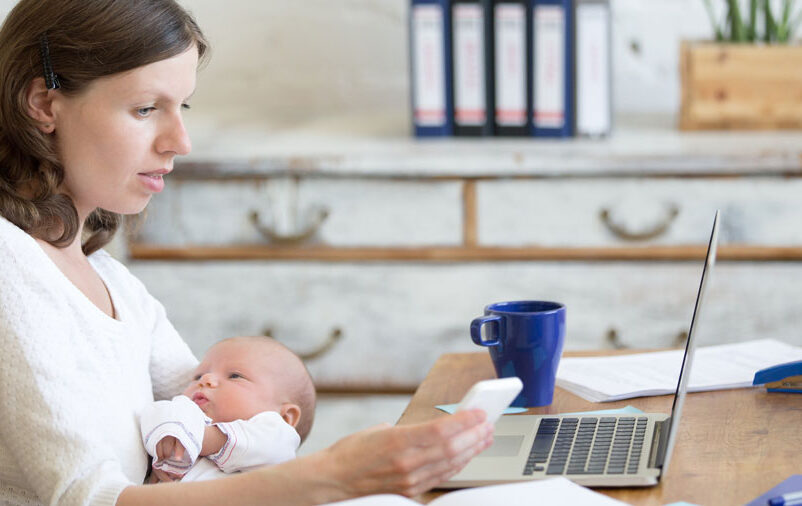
[208,411,300,473]
[145,292,198,401]
[0,281,132,505]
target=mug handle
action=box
[470,315,503,346]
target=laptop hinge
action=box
[648,418,672,469]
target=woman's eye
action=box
[136,107,156,117]
[181,103,191,111]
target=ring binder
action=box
[410,0,454,137]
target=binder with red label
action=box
[451,0,494,136]
[493,0,530,136]
[410,0,454,137]
[530,0,573,137]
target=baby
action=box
[140,336,316,482]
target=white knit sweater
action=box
[0,216,199,506]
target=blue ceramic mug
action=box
[470,301,566,407]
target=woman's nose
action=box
[155,112,192,156]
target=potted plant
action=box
[679,0,802,129]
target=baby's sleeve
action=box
[208,411,301,473]
[140,395,209,475]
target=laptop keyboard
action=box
[523,417,649,476]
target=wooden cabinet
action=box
[127,116,802,392]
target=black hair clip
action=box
[39,34,60,90]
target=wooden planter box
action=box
[679,41,802,130]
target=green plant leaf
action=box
[702,0,725,40]
[727,0,747,41]
[765,0,778,42]
[748,0,758,41]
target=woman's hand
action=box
[321,409,493,498]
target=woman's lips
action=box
[137,169,169,193]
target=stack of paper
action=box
[326,477,627,505]
[556,339,802,403]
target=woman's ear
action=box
[279,403,302,428]
[25,77,56,134]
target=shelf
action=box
[128,244,802,262]
[177,114,802,179]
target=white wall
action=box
[1,0,716,132]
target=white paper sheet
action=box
[325,477,627,505]
[556,339,802,402]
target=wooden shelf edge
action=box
[127,244,802,262]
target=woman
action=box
[0,1,492,505]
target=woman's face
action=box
[50,46,198,219]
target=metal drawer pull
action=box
[606,328,626,349]
[599,204,679,241]
[261,327,343,361]
[249,208,329,246]
[606,328,690,350]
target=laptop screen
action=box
[659,210,720,473]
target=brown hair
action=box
[0,0,208,255]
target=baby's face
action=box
[183,339,289,423]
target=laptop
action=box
[443,210,720,488]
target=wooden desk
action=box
[397,351,801,505]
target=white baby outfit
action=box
[0,216,198,506]
[139,395,300,481]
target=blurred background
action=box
[2,0,801,456]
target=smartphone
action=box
[454,377,523,424]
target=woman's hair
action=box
[0,0,208,255]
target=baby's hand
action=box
[148,466,183,484]
[155,435,186,464]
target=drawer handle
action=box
[261,327,343,361]
[599,204,679,241]
[606,328,627,349]
[606,328,690,350]
[249,208,329,246]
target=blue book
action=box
[530,0,574,137]
[410,0,454,137]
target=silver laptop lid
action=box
[659,210,720,474]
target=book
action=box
[530,0,574,137]
[410,0,454,137]
[325,477,628,505]
[451,0,494,136]
[492,0,530,136]
[573,0,612,137]
[555,339,802,403]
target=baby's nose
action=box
[198,373,218,387]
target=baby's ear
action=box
[279,403,301,428]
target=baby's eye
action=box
[229,373,242,379]
[193,374,202,381]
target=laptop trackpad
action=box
[479,435,524,457]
